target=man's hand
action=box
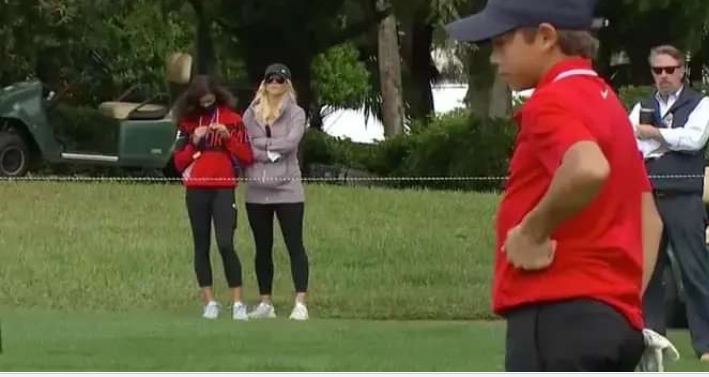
[210,123,229,138]
[636,124,662,140]
[503,221,557,271]
[193,126,209,144]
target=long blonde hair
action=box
[253,79,298,125]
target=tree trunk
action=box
[488,74,511,119]
[408,20,435,121]
[189,0,216,75]
[309,102,324,130]
[465,45,511,119]
[689,46,705,86]
[465,45,494,117]
[378,12,404,137]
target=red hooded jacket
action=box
[173,106,254,188]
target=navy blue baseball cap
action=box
[446,0,598,43]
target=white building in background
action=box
[322,84,532,144]
[322,46,534,143]
[322,83,469,143]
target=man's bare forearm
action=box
[641,191,662,295]
[521,141,610,241]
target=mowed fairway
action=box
[0,182,705,371]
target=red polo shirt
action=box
[493,58,650,329]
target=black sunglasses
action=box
[266,75,286,84]
[652,66,681,75]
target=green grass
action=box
[0,182,497,320]
[0,182,707,371]
[0,309,703,372]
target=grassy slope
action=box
[0,309,702,372]
[0,182,497,320]
[0,182,706,371]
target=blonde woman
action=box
[242,64,309,321]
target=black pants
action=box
[505,299,644,372]
[643,193,709,356]
[245,202,309,295]
[186,188,242,288]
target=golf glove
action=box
[638,328,680,372]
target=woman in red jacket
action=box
[172,75,254,320]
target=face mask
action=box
[201,101,217,115]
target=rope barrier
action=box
[0,174,704,183]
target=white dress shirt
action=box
[628,86,709,159]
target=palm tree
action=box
[362,0,512,130]
[377,0,404,136]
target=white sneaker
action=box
[232,302,249,321]
[289,302,309,321]
[202,300,219,320]
[248,302,276,319]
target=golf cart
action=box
[0,52,194,177]
[662,166,709,329]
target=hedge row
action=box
[302,109,516,192]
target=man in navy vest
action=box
[630,44,709,362]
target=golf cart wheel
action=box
[0,132,30,177]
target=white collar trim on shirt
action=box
[553,69,598,82]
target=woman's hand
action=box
[211,123,230,138]
[267,150,282,162]
[193,126,209,145]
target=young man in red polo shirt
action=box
[446,0,664,372]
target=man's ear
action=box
[536,23,560,52]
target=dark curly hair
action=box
[173,75,237,122]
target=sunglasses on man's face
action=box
[652,66,681,75]
[266,75,286,84]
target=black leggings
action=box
[245,202,309,295]
[186,188,242,288]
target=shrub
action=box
[301,128,378,172]
[302,109,517,192]
[311,42,371,111]
[617,85,654,110]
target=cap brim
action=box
[266,72,290,80]
[445,10,517,43]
